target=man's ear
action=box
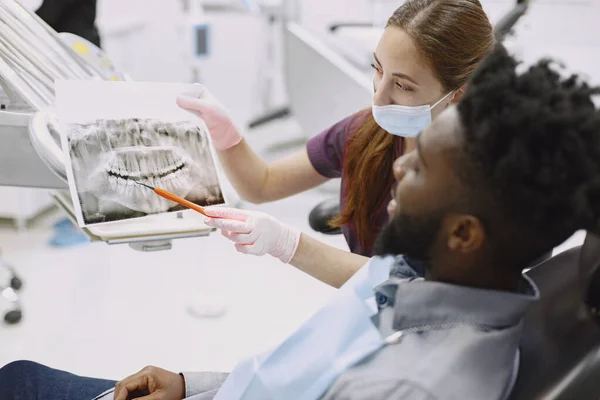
[450,87,466,104]
[446,215,485,253]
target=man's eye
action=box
[411,158,421,174]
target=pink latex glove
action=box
[204,207,301,264]
[176,85,243,150]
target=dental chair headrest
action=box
[579,233,600,320]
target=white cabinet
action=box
[0,186,54,229]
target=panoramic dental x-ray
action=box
[62,118,225,225]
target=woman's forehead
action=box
[376,26,442,89]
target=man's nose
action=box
[390,180,399,199]
[393,157,407,181]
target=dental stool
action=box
[509,232,600,399]
[308,198,342,235]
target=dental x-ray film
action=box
[55,81,226,226]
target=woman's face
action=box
[372,26,455,120]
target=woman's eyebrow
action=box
[373,53,419,85]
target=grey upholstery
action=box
[510,234,600,399]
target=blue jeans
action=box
[0,360,116,400]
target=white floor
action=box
[0,117,346,381]
[0,115,588,384]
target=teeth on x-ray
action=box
[67,118,223,222]
[106,147,186,180]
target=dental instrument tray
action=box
[51,189,214,249]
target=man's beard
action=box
[374,210,443,261]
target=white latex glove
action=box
[176,85,243,151]
[203,207,301,264]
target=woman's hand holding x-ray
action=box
[204,207,301,264]
[176,85,243,151]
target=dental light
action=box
[0,0,215,251]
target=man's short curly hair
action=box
[456,44,600,264]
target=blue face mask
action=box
[372,91,454,137]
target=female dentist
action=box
[177,0,495,288]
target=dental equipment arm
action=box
[204,207,368,288]
[177,87,328,204]
[0,0,214,251]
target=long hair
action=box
[330,0,495,251]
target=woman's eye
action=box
[396,82,411,91]
[370,63,382,74]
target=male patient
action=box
[2,44,600,400]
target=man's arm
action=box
[109,366,227,400]
[180,372,228,399]
[181,373,435,400]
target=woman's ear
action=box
[450,87,466,104]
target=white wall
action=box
[505,1,600,84]
[95,0,275,125]
[20,0,600,127]
[297,0,515,34]
[96,0,188,83]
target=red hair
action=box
[330,0,494,250]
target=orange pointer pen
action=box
[134,181,209,217]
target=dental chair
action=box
[509,232,600,399]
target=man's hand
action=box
[114,366,186,400]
